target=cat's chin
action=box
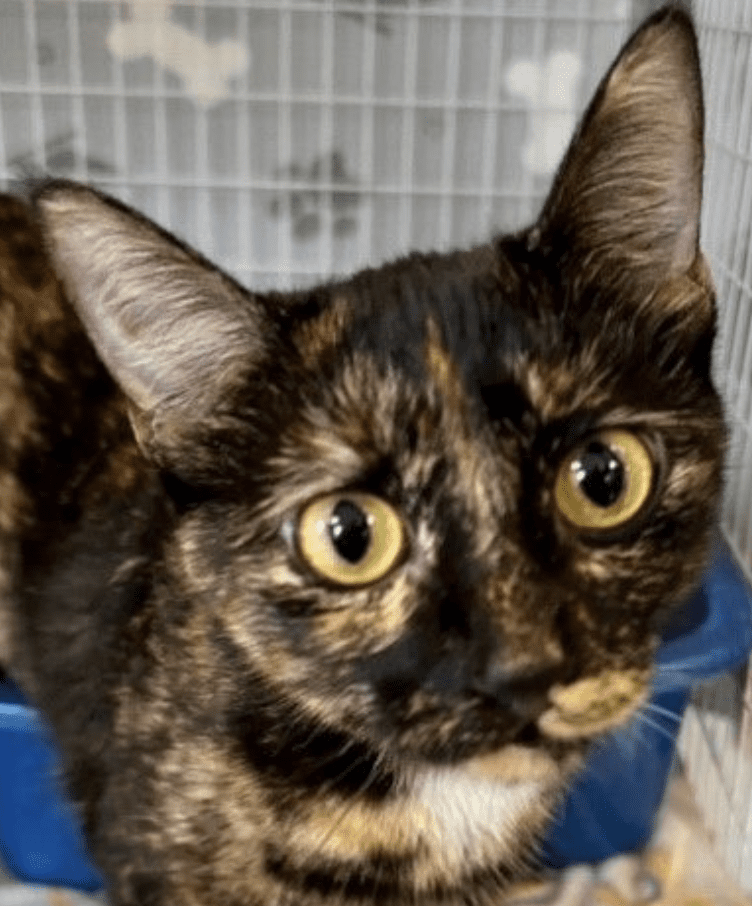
[405,728,586,786]
[462,743,564,785]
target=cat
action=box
[0,5,726,906]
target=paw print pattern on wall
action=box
[107,0,250,108]
[335,0,443,37]
[269,152,362,242]
[8,134,116,183]
[504,51,582,178]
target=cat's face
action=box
[34,7,723,780]
[169,240,721,776]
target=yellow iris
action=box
[297,492,406,586]
[554,429,654,531]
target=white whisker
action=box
[604,718,651,763]
[654,652,715,673]
[633,710,681,745]
[641,701,684,724]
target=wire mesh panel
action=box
[0,0,632,289]
[679,0,752,890]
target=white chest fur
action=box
[410,761,549,867]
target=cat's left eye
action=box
[553,429,654,533]
[296,492,406,586]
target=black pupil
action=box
[329,500,371,563]
[574,441,624,507]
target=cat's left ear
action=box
[34,181,272,471]
[534,5,709,306]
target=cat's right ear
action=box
[33,181,270,469]
[532,5,710,315]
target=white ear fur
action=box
[35,183,264,429]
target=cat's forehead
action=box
[293,247,627,427]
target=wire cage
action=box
[680,0,752,888]
[0,0,750,894]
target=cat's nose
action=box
[420,642,567,721]
[471,653,568,720]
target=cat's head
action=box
[34,6,724,778]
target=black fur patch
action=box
[215,630,396,802]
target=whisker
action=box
[280,718,384,799]
[601,700,679,763]
[288,720,336,754]
[612,723,644,761]
[651,672,692,692]
[632,710,681,745]
[654,652,718,673]
[650,657,713,691]
[315,738,390,800]
[642,701,684,724]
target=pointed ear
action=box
[535,6,705,293]
[33,181,268,466]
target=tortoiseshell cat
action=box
[0,6,726,906]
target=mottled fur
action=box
[0,7,726,906]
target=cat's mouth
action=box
[455,668,652,783]
[462,741,562,784]
[383,666,650,763]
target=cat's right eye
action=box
[296,492,406,586]
[553,429,654,533]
